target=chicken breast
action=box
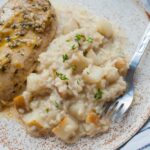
[0,0,57,108]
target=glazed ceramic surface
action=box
[0,0,149,150]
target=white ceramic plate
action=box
[0,0,149,150]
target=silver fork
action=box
[104,23,150,121]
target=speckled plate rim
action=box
[118,117,150,150]
[0,0,150,150]
[114,110,150,150]
[108,1,150,149]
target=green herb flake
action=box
[8,40,20,49]
[45,108,50,113]
[94,89,103,100]
[62,54,69,62]
[75,34,85,42]
[77,79,81,85]
[11,24,17,29]
[56,72,68,80]
[66,39,71,42]
[72,65,77,72]
[87,71,90,75]
[5,36,11,42]
[87,37,93,43]
[52,100,61,109]
[71,44,76,50]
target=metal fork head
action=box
[101,21,150,122]
[102,90,134,122]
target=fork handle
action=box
[130,23,150,71]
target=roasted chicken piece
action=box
[0,0,57,108]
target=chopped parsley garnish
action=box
[75,34,85,42]
[8,40,20,49]
[66,39,71,42]
[45,108,50,113]
[87,71,90,75]
[71,65,77,72]
[77,79,81,85]
[5,36,11,42]
[11,24,17,29]
[94,89,103,100]
[56,72,68,80]
[52,100,61,109]
[87,37,93,43]
[71,44,76,50]
[62,54,69,62]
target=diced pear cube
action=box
[70,101,86,121]
[52,116,78,142]
[14,95,26,112]
[105,67,120,83]
[82,66,104,84]
[86,112,99,126]
[23,111,44,129]
[27,120,43,129]
[86,50,98,65]
[70,51,92,72]
[114,58,128,75]
[97,19,113,38]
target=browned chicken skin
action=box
[0,0,57,108]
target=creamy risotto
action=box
[14,5,128,143]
